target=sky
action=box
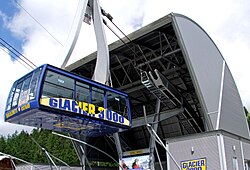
[0,0,250,136]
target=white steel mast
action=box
[60,0,110,85]
[59,0,122,169]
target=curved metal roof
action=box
[66,13,249,160]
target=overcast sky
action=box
[0,0,250,136]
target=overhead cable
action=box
[0,44,31,70]
[0,38,36,70]
[101,8,153,72]
[15,0,63,46]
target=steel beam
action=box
[132,108,183,128]
[149,99,161,170]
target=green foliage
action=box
[244,106,250,128]
[0,129,79,166]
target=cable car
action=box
[4,64,131,136]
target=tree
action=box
[0,129,79,165]
[0,136,6,153]
[244,106,250,128]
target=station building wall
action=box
[166,130,250,170]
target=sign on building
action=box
[181,158,206,170]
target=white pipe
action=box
[146,124,181,170]
[52,132,125,170]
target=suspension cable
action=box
[15,0,63,46]
[0,38,36,70]
[101,8,154,73]
[102,18,146,75]
[0,45,31,70]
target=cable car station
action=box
[4,0,250,169]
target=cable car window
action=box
[12,82,22,108]
[76,81,90,103]
[29,68,41,101]
[18,75,32,106]
[107,91,127,116]
[42,70,74,99]
[91,86,104,108]
[6,82,17,111]
[45,70,74,89]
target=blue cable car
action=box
[4,64,132,136]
